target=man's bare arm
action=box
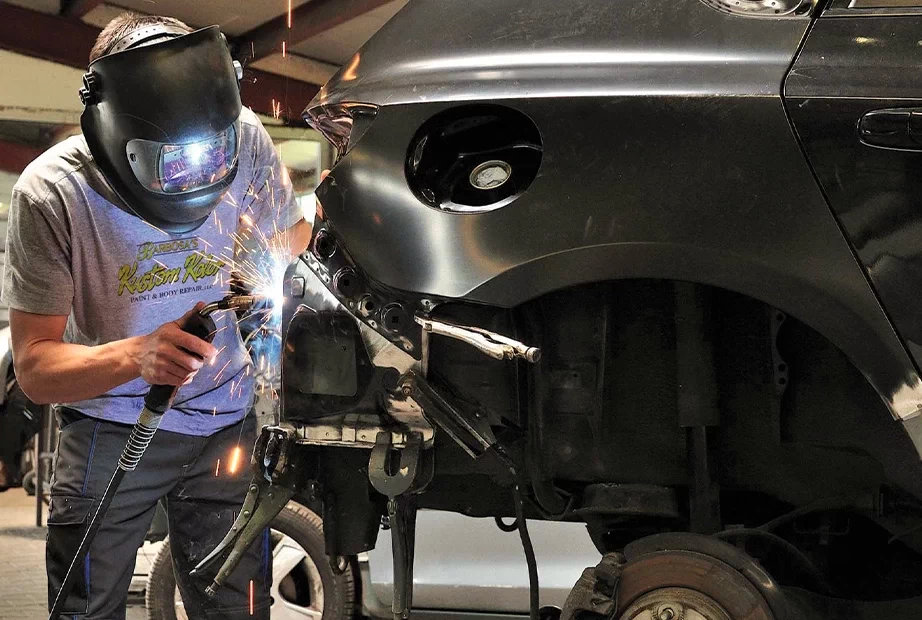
[267,169,326,258]
[11,306,217,405]
[271,217,312,259]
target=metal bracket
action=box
[402,371,503,461]
[769,308,789,398]
[369,432,423,497]
[294,413,435,449]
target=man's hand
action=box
[132,303,217,387]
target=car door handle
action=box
[859,108,922,150]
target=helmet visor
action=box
[126,123,238,195]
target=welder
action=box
[1,13,312,620]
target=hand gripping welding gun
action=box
[49,295,260,620]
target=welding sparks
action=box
[211,346,227,365]
[249,580,255,615]
[215,459,221,477]
[282,41,287,57]
[202,172,304,416]
[271,98,282,120]
[229,446,243,474]
[215,358,233,383]
[288,0,292,28]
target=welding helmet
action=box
[79,25,243,233]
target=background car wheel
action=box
[146,502,355,620]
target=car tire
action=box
[146,502,356,620]
[146,540,179,620]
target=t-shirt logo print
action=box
[117,237,226,301]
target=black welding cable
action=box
[49,467,125,619]
[513,482,540,620]
[495,516,519,533]
[49,410,164,620]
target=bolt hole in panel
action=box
[405,104,543,213]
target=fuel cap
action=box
[469,160,512,190]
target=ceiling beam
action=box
[239,68,319,124]
[0,1,319,122]
[250,52,339,87]
[0,138,44,174]
[60,0,106,18]
[0,1,97,67]
[238,0,395,61]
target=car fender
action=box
[467,241,922,447]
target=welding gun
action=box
[49,295,259,620]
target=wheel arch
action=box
[467,241,922,456]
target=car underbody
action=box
[199,1,922,617]
[197,271,922,619]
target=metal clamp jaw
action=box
[415,315,541,363]
[191,425,308,595]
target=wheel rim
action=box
[619,587,733,620]
[270,534,325,619]
[172,531,324,619]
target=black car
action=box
[203,2,922,618]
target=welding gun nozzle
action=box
[221,295,260,310]
[201,295,265,316]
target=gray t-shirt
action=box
[1,108,302,436]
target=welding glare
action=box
[185,142,207,165]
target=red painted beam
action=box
[61,0,106,18]
[239,0,395,61]
[0,1,97,67]
[0,2,318,122]
[0,139,44,174]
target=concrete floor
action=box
[0,488,148,620]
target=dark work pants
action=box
[47,409,271,619]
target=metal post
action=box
[36,405,55,526]
[34,413,42,527]
[674,282,722,534]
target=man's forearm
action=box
[17,337,142,405]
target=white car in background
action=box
[144,503,600,620]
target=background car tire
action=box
[275,503,357,619]
[146,502,356,620]
[145,539,179,620]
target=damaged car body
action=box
[201,0,922,618]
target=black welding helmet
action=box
[80,25,243,233]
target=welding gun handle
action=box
[144,311,218,414]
